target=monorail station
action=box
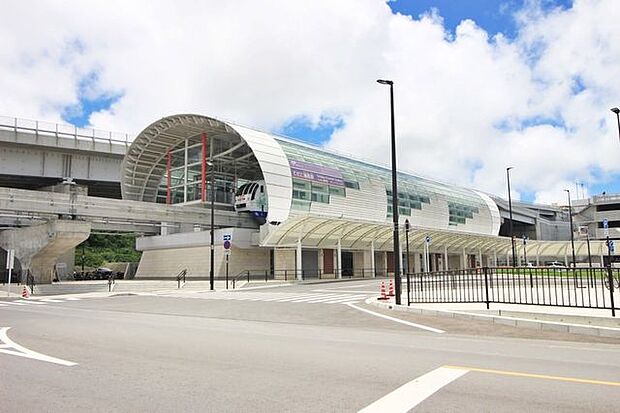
[122,114,612,280]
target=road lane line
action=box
[39,299,64,303]
[346,303,445,333]
[313,289,378,294]
[297,294,356,303]
[261,293,320,302]
[325,283,377,289]
[3,302,27,306]
[276,293,340,302]
[444,365,620,387]
[0,327,77,366]
[358,366,468,412]
[309,295,368,304]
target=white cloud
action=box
[0,0,619,204]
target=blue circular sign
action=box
[223,240,231,250]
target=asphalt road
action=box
[1,278,619,412]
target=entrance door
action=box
[341,251,354,277]
[323,249,334,276]
[302,250,319,279]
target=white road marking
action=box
[63,297,81,301]
[3,301,27,306]
[17,300,45,305]
[319,295,368,304]
[39,298,64,303]
[346,303,445,334]
[304,294,364,303]
[358,366,468,412]
[325,283,377,289]
[313,289,379,294]
[289,294,353,303]
[0,327,77,366]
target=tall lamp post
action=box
[377,79,401,305]
[405,219,411,303]
[611,107,620,144]
[506,167,516,266]
[208,157,215,291]
[564,189,577,268]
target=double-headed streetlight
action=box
[377,79,401,305]
[611,108,620,144]
[506,167,516,266]
[564,189,576,268]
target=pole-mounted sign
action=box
[603,218,609,237]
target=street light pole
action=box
[377,79,401,305]
[564,189,577,268]
[405,219,411,304]
[209,147,215,291]
[506,167,516,267]
[611,107,620,144]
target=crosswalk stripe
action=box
[296,294,359,303]
[17,300,45,305]
[39,299,63,303]
[278,293,344,302]
[4,302,27,306]
[322,295,368,304]
[261,293,322,302]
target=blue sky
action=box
[388,0,573,38]
[41,0,620,202]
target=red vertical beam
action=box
[201,133,207,202]
[166,150,171,205]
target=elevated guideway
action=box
[0,187,258,233]
[0,115,128,198]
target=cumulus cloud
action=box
[0,0,618,204]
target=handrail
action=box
[0,114,132,145]
[231,267,384,289]
[176,269,188,289]
[26,270,35,295]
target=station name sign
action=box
[289,160,345,187]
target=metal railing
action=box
[26,270,35,295]
[176,269,187,289]
[0,115,132,145]
[407,266,620,317]
[231,267,387,289]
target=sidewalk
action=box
[370,294,620,338]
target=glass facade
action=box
[277,138,485,226]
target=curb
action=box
[367,298,620,339]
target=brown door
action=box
[323,249,334,274]
[386,252,395,273]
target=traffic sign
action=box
[223,234,232,241]
[223,240,231,250]
[610,240,615,254]
[425,236,432,244]
[603,219,609,236]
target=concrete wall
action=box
[135,244,269,279]
[274,248,295,280]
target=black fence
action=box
[231,267,385,288]
[407,267,620,317]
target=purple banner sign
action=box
[289,160,345,187]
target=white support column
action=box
[536,245,540,266]
[478,248,483,268]
[444,246,449,271]
[414,251,422,273]
[370,241,375,277]
[337,239,342,279]
[506,251,510,267]
[462,248,467,269]
[493,250,498,267]
[296,239,303,281]
[399,244,404,276]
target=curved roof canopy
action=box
[121,114,292,223]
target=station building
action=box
[122,114,610,279]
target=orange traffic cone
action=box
[388,280,395,297]
[22,286,30,299]
[377,281,388,300]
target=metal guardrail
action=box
[231,267,385,289]
[0,115,132,145]
[407,266,620,317]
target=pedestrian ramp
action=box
[169,291,372,305]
